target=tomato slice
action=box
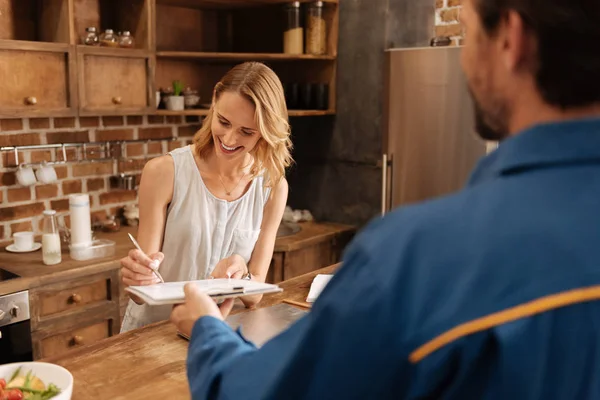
[0,379,5,389]
[4,389,23,400]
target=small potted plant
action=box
[165,80,184,111]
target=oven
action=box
[0,290,33,363]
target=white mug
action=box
[15,165,37,186]
[13,231,35,251]
[35,163,58,184]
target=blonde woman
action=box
[120,62,292,332]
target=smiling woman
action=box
[119,62,293,332]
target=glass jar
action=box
[306,1,327,55]
[82,26,99,46]
[118,31,135,48]
[102,215,121,232]
[283,2,303,54]
[42,210,62,266]
[99,29,119,47]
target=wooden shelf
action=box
[156,109,209,116]
[156,0,338,9]
[0,40,71,52]
[288,110,335,117]
[155,109,335,117]
[76,45,151,58]
[156,51,336,62]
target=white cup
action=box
[35,164,58,184]
[13,231,35,251]
[16,165,37,186]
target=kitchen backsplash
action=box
[0,115,202,240]
[434,0,464,45]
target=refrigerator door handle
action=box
[381,154,392,217]
[381,154,387,216]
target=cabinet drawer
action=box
[0,48,73,116]
[39,320,110,358]
[79,53,150,114]
[37,278,109,318]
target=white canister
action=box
[69,194,92,248]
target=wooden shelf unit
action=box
[154,0,339,116]
[0,0,339,118]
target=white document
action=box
[126,278,282,306]
[306,274,334,303]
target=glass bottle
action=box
[306,1,327,55]
[82,27,99,46]
[99,29,119,47]
[42,210,62,266]
[283,2,303,54]
[118,31,135,48]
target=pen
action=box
[127,233,165,284]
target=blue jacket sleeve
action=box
[186,233,414,400]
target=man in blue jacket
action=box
[171,0,600,398]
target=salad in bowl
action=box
[0,363,73,400]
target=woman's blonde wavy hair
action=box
[192,62,293,188]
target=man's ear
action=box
[502,10,533,72]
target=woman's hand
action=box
[211,254,248,279]
[170,283,235,337]
[121,249,164,287]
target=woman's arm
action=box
[240,178,289,307]
[136,156,174,254]
[120,156,174,289]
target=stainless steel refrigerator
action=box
[381,46,491,215]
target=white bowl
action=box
[0,362,73,400]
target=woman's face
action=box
[211,91,261,163]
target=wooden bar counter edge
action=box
[43,263,341,400]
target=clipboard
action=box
[125,278,283,306]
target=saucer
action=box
[6,243,42,253]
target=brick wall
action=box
[0,115,202,240]
[434,0,464,45]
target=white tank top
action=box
[121,145,270,332]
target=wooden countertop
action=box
[274,221,355,252]
[44,264,340,400]
[0,228,137,295]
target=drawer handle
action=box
[69,293,82,304]
[71,335,84,346]
[112,96,122,105]
[25,96,37,106]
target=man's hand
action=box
[170,283,235,338]
[211,254,248,279]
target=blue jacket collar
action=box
[469,117,600,185]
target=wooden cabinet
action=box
[29,270,121,360]
[36,320,111,358]
[0,0,153,118]
[0,0,339,118]
[78,49,152,115]
[0,42,77,117]
[35,276,109,318]
[266,222,355,284]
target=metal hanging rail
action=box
[0,137,177,168]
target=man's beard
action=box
[469,87,510,142]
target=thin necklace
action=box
[219,172,248,196]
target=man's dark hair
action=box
[475,0,600,109]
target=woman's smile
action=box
[218,137,243,154]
